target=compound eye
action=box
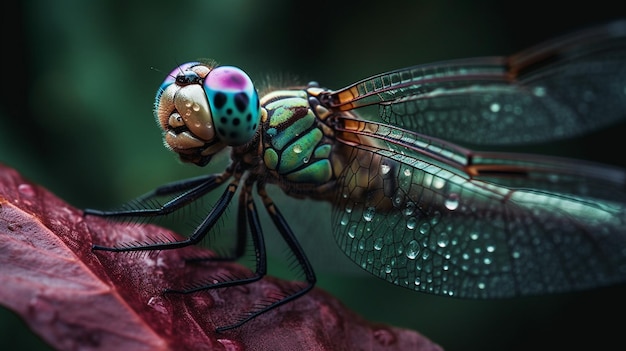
[203,66,260,146]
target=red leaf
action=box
[0,163,443,351]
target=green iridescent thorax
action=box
[260,89,338,189]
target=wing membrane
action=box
[322,21,626,145]
[331,116,626,298]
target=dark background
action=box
[2,1,626,350]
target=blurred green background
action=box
[2,1,626,350]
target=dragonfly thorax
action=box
[246,88,350,199]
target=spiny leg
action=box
[165,178,267,294]
[184,181,250,262]
[83,173,226,219]
[136,174,219,198]
[91,176,238,252]
[213,182,316,333]
[169,179,317,332]
[164,178,279,332]
[258,182,316,288]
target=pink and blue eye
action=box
[203,66,260,146]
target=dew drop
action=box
[403,202,416,216]
[293,144,303,153]
[363,206,376,222]
[419,222,431,235]
[18,184,35,197]
[374,237,383,251]
[406,217,417,230]
[477,282,486,290]
[392,189,405,208]
[445,193,459,211]
[437,232,450,247]
[414,276,421,286]
[432,177,445,189]
[358,239,365,250]
[403,169,412,177]
[347,224,357,238]
[406,240,420,259]
[147,296,167,314]
[533,86,546,97]
[381,163,391,175]
[340,213,349,226]
[192,103,201,111]
[385,265,392,274]
[430,211,441,225]
[490,102,501,112]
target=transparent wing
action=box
[320,20,626,145]
[331,117,626,298]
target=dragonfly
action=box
[85,20,626,332]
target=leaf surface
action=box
[0,164,442,351]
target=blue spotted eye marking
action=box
[204,66,261,145]
[213,92,227,109]
[234,93,249,112]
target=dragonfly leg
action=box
[165,179,267,290]
[83,173,226,218]
[174,179,317,332]
[91,177,237,252]
[208,182,318,332]
[257,182,316,286]
[185,179,250,262]
[165,179,274,331]
[216,180,319,331]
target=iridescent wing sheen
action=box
[325,21,626,298]
[331,117,626,298]
[321,20,626,145]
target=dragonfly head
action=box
[154,62,261,166]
